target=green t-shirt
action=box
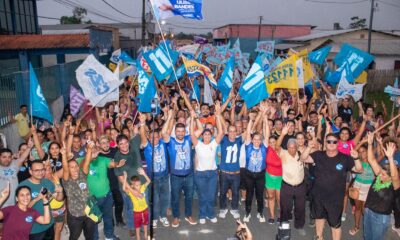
[114,135,143,185]
[355,161,375,185]
[19,178,55,234]
[77,156,111,198]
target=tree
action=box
[60,7,91,24]
[349,16,367,29]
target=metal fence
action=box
[0,56,108,126]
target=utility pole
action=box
[141,0,146,46]
[257,16,263,41]
[367,0,375,53]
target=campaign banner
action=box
[265,54,299,94]
[334,43,374,79]
[255,41,275,58]
[150,0,203,20]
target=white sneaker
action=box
[257,213,266,223]
[243,213,251,223]
[209,217,218,223]
[159,217,169,227]
[341,213,346,222]
[230,210,240,219]
[152,220,158,228]
[199,218,206,224]
[219,209,228,219]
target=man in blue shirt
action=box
[218,125,242,220]
[139,113,170,228]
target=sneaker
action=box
[171,218,180,228]
[309,218,315,227]
[243,213,251,222]
[341,213,346,222]
[219,209,228,219]
[115,221,125,227]
[257,213,266,223]
[276,217,281,224]
[208,217,218,223]
[297,228,306,236]
[392,225,400,237]
[199,218,206,224]
[152,220,158,229]
[268,218,275,225]
[160,217,170,227]
[230,210,240,219]
[185,216,197,225]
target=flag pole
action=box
[187,77,201,110]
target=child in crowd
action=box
[123,168,151,240]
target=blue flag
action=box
[334,43,374,78]
[308,45,332,65]
[29,64,53,123]
[218,56,234,99]
[190,78,201,102]
[239,55,269,108]
[137,61,157,113]
[166,64,186,84]
[119,51,136,65]
[143,45,178,82]
[327,62,355,86]
[150,0,203,20]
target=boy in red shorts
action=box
[123,168,151,240]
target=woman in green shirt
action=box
[349,144,375,236]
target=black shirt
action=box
[338,106,353,123]
[365,179,400,215]
[98,148,118,191]
[17,162,31,183]
[281,133,296,150]
[310,151,354,203]
[42,153,63,172]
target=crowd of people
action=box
[0,53,400,240]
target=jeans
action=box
[363,208,391,240]
[67,212,96,240]
[111,188,124,224]
[29,226,54,240]
[244,169,265,214]
[195,170,218,219]
[219,172,240,211]
[94,192,115,239]
[152,175,170,219]
[280,181,306,228]
[170,173,194,218]
[121,190,134,230]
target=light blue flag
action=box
[151,0,203,20]
[260,53,271,76]
[230,38,243,60]
[239,55,269,108]
[308,45,332,65]
[206,43,231,65]
[166,65,186,84]
[190,78,201,102]
[29,64,53,123]
[334,43,374,78]
[327,62,355,86]
[119,51,136,65]
[218,56,234,99]
[255,41,275,59]
[143,45,178,82]
[137,60,157,113]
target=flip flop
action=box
[349,227,359,236]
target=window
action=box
[395,60,400,70]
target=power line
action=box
[101,0,140,19]
[377,0,400,8]
[304,0,368,4]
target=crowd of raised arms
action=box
[1,57,400,240]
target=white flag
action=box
[336,76,364,102]
[203,76,214,105]
[296,58,304,88]
[76,55,122,107]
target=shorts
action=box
[353,181,372,202]
[53,214,65,223]
[134,209,149,229]
[240,168,246,189]
[346,172,353,183]
[265,172,282,190]
[311,197,343,228]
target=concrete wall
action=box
[375,56,400,70]
[213,25,311,39]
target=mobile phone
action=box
[307,126,315,132]
[41,188,48,195]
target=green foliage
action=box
[349,16,367,29]
[60,7,91,24]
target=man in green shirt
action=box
[78,141,125,240]
[113,134,142,236]
[19,160,64,239]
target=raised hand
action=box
[215,101,221,114]
[350,145,359,159]
[383,142,396,159]
[1,181,10,199]
[117,159,127,168]
[137,167,145,176]
[367,132,374,145]
[281,123,289,135]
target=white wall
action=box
[375,56,400,70]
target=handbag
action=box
[348,178,359,200]
[84,196,103,223]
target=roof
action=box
[288,28,400,42]
[213,23,314,30]
[275,43,305,50]
[0,34,90,50]
[41,22,145,31]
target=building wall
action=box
[213,24,311,40]
[375,56,400,70]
